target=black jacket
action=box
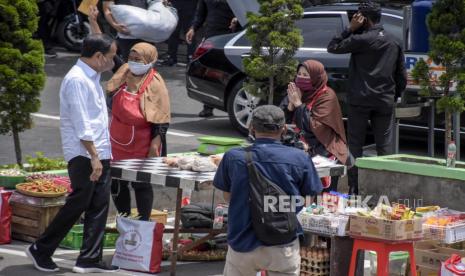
[327,25,407,107]
[191,0,236,38]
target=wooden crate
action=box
[11,201,63,242]
[131,208,168,225]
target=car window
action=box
[233,15,343,48]
[296,16,343,48]
[234,32,250,47]
[381,14,403,42]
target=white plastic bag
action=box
[111,216,164,273]
[110,0,178,43]
[441,255,465,275]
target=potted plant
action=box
[411,0,465,152]
[0,0,46,167]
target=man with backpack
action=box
[213,105,322,276]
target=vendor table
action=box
[111,157,346,276]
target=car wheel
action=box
[227,80,263,136]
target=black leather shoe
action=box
[159,57,177,66]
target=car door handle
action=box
[241,53,251,58]
[332,73,348,79]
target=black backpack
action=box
[245,148,299,246]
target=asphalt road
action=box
[0,50,240,166]
[0,46,463,276]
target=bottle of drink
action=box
[213,204,228,229]
[181,189,192,207]
[447,141,457,168]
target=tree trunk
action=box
[268,76,274,104]
[12,124,23,167]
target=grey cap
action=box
[251,105,285,132]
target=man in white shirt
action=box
[26,34,119,273]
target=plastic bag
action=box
[441,254,465,275]
[110,0,178,43]
[0,189,13,244]
[111,216,164,273]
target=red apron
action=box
[110,69,155,161]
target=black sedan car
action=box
[186,4,404,135]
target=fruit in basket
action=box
[26,173,58,182]
[16,180,67,194]
[0,168,25,176]
[53,176,72,193]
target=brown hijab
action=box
[106,42,171,124]
[300,60,349,164]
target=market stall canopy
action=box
[226,0,259,27]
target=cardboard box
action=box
[416,265,439,276]
[414,241,465,271]
[131,208,168,225]
[349,215,423,241]
[298,213,349,236]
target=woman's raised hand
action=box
[287,82,303,108]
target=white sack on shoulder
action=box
[110,0,178,43]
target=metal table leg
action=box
[170,188,183,276]
[454,111,461,160]
[428,99,435,157]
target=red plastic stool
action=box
[348,238,417,276]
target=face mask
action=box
[128,61,152,75]
[295,76,313,92]
[98,54,114,72]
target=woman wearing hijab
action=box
[280,59,351,192]
[107,42,171,220]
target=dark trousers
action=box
[111,179,154,221]
[116,38,145,62]
[35,156,111,265]
[167,0,198,61]
[347,104,394,193]
[38,1,53,50]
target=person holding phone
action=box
[327,1,407,194]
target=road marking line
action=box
[32,113,60,120]
[0,248,72,264]
[166,130,194,137]
[0,248,145,275]
[32,113,194,137]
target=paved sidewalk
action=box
[0,241,225,276]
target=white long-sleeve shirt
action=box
[59,59,111,162]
